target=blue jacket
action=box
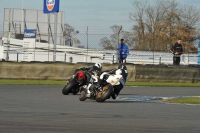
[118,43,129,59]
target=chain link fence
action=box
[1,30,199,65]
[3,8,65,45]
[1,8,198,65]
[0,8,199,65]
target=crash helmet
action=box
[115,69,122,75]
[94,63,102,70]
[76,71,86,83]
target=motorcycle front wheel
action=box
[62,80,77,95]
[96,84,113,102]
[79,90,87,101]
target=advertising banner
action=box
[43,0,60,13]
[23,29,36,61]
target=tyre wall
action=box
[0,62,199,83]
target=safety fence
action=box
[1,8,199,65]
[0,30,199,65]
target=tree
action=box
[129,0,200,52]
[99,25,135,50]
[63,23,80,46]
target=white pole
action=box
[86,26,88,63]
[53,13,58,62]
[22,0,24,31]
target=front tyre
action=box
[72,88,79,95]
[62,80,77,95]
[79,91,87,101]
[96,84,113,102]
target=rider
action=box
[75,63,102,97]
[79,63,102,72]
[76,63,102,82]
[100,63,127,99]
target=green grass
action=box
[163,97,200,104]
[0,79,66,85]
[125,82,200,87]
[0,79,200,87]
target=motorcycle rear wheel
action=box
[96,84,113,102]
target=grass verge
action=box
[0,79,200,87]
[0,79,66,85]
[125,82,200,87]
[163,97,200,104]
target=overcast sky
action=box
[1,0,200,34]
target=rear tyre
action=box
[96,84,113,102]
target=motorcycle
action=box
[62,70,86,95]
[79,72,114,102]
[79,64,128,102]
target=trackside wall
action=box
[0,62,199,83]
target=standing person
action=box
[118,39,129,63]
[171,39,183,65]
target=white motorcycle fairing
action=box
[100,72,123,86]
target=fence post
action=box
[159,55,161,65]
[64,53,66,62]
[198,41,200,65]
[69,57,73,63]
[112,54,115,64]
[188,51,189,65]
[17,53,18,62]
[6,22,11,61]
[116,25,122,64]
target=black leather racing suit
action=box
[75,65,101,85]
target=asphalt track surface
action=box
[0,85,200,133]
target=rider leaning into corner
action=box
[75,63,102,96]
[75,63,127,99]
[100,63,128,99]
[75,62,102,83]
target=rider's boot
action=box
[86,84,92,97]
[111,92,118,99]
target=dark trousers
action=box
[113,84,123,95]
[119,58,126,64]
[173,56,180,65]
